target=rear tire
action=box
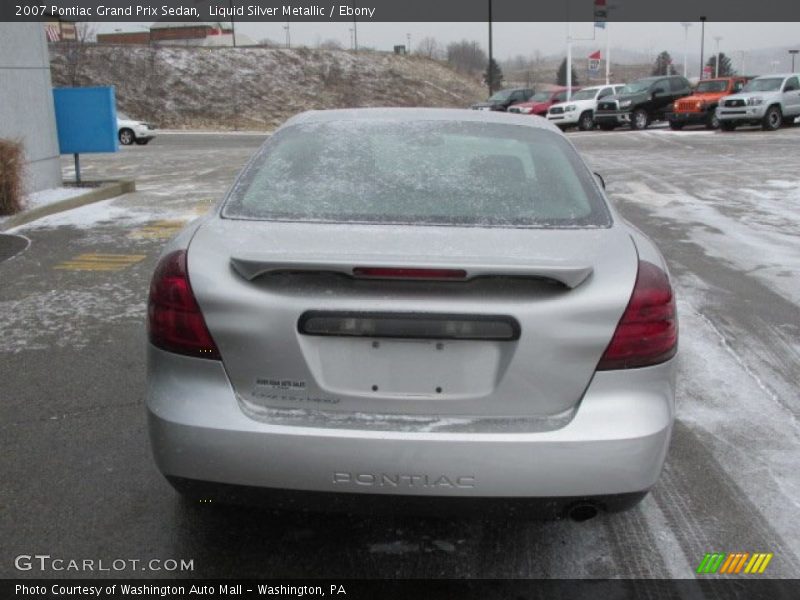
[631,109,650,130]
[578,111,595,131]
[720,121,737,131]
[762,106,782,131]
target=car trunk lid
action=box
[188,218,638,420]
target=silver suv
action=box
[717,74,800,131]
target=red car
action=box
[508,87,581,116]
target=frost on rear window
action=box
[222,120,611,228]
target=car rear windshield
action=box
[222,119,611,228]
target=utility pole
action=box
[713,36,722,77]
[605,23,610,85]
[406,33,411,55]
[228,0,236,47]
[284,21,290,48]
[699,17,706,79]
[566,21,572,99]
[790,49,799,72]
[680,22,692,77]
[353,14,358,51]
[488,0,494,95]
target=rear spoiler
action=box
[230,256,593,288]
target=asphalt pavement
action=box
[1,127,799,580]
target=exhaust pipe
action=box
[567,502,599,522]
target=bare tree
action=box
[62,22,96,87]
[415,37,442,60]
[446,40,487,75]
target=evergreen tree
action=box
[556,58,579,86]
[484,58,504,93]
[651,51,677,76]
[706,53,735,77]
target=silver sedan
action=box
[146,108,677,519]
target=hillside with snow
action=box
[49,45,486,130]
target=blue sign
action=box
[53,87,118,154]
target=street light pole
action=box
[487,0,494,96]
[605,23,610,85]
[713,36,722,77]
[790,50,799,72]
[228,0,236,47]
[699,17,706,79]
[680,22,692,77]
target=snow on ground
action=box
[0,283,146,353]
[0,187,87,227]
[24,187,86,209]
[7,197,192,232]
[673,273,800,557]
[616,178,800,306]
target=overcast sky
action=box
[97,21,800,59]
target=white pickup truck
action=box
[717,74,800,131]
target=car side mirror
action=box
[593,172,606,190]
[785,85,798,92]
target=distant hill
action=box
[49,45,486,130]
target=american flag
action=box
[45,25,60,43]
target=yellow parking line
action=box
[129,219,188,240]
[54,253,146,271]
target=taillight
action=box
[597,261,677,370]
[147,250,221,360]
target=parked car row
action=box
[474,73,800,133]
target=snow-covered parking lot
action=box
[1,127,798,580]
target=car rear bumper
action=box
[147,346,675,501]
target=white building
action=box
[0,23,61,192]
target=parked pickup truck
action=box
[546,84,626,131]
[594,75,692,130]
[667,77,750,129]
[716,74,800,131]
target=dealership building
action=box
[0,22,62,193]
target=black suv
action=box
[594,76,692,130]
[470,87,534,112]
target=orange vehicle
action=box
[667,77,751,129]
